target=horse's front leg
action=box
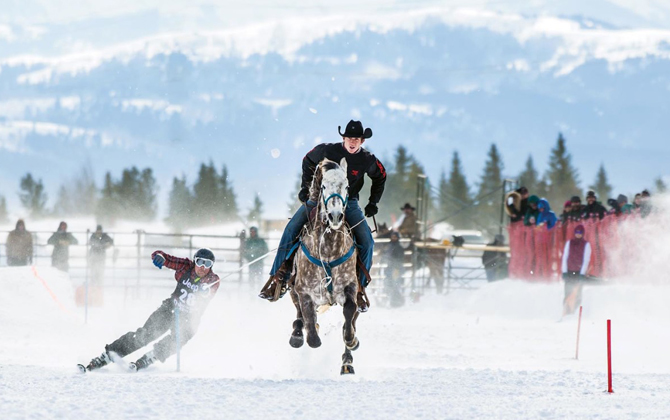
[299,292,321,348]
[289,288,304,348]
[341,284,359,375]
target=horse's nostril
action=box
[338,214,344,222]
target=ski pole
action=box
[175,305,181,372]
[203,247,278,290]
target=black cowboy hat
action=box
[338,120,373,139]
[400,203,416,211]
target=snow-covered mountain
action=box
[1,7,669,218]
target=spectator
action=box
[482,234,508,282]
[568,196,584,221]
[618,194,634,215]
[382,231,405,307]
[561,224,591,316]
[242,226,269,286]
[640,190,652,218]
[89,225,114,287]
[524,195,540,226]
[560,200,573,224]
[396,203,419,239]
[633,193,642,211]
[582,190,607,220]
[47,221,78,272]
[506,187,529,223]
[6,219,33,266]
[536,199,557,230]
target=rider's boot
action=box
[258,255,294,302]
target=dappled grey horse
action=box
[288,158,361,375]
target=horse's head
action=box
[310,158,349,229]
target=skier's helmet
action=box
[194,248,215,268]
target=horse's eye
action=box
[346,186,349,190]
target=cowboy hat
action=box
[400,203,416,211]
[338,120,373,139]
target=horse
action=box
[288,158,361,375]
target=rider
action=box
[259,120,387,312]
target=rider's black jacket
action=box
[300,143,387,204]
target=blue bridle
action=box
[322,192,348,209]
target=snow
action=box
[4,258,670,419]
[6,7,670,84]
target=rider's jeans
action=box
[269,199,374,286]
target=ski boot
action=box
[78,351,111,373]
[129,352,157,372]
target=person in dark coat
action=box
[89,225,114,287]
[582,191,607,220]
[6,219,33,266]
[640,190,653,218]
[242,226,269,286]
[560,200,573,224]
[568,196,584,221]
[482,234,508,282]
[396,203,419,239]
[382,231,406,307]
[47,221,78,272]
[506,187,529,223]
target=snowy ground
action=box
[3,266,670,419]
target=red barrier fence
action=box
[507,214,637,281]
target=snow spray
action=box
[607,319,613,393]
[575,306,583,360]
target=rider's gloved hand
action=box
[298,188,309,204]
[364,202,378,217]
[152,253,166,269]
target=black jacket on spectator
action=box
[509,198,529,223]
[48,231,79,271]
[582,201,607,220]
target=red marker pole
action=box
[607,319,613,393]
[575,306,583,360]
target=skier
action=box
[80,248,220,372]
[258,120,386,312]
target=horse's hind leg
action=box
[299,293,321,348]
[341,285,359,375]
[289,288,304,348]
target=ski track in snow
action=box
[3,266,670,419]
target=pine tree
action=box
[247,194,263,224]
[193,162,220,224]
[588,164,613,202]
[0,195,8,224]
[220,165,239,222]
[166,175,193,231]
[655,177,667,194]
[138,168,157,220]
[545,133,581,209]
[19,173,48,219]
[437,170,450,218]
[96,172,118,225]
[53,185,74,216]
[518,155,538,193]
[476,144,504,234]
[379,145,419,222]
[438,151,472,229]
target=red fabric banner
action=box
[507,214,636,281]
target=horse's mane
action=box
[308,159,339,203]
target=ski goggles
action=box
[195,257,214,268]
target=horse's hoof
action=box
[307,334,322,348]
[346,337,360,351]
[340,365,355,375]
[289,333,304,348]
